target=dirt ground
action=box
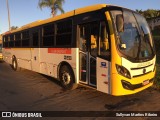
[0,61,160,120]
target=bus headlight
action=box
[116,64,131,79]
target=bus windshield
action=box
[111,10,155,61]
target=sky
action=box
[0,0,159,34]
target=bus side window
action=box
[79,26,87,52]
[43,24,54,47]
[99,22,110,59]
[22,31,30,47]
[90,22,99,57]
[3,36,9,48]
[56,20,72,46]
[32,32,39,47]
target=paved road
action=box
[0,61,160,120]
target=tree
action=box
[11,26,18,30]
[38,0,65,17]
[136,9,143,15]
[136,9,160,19]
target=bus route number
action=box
[64,55,72,60]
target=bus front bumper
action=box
[111,70,156,96]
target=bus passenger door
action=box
[31,29,40,72]
[79,21,111,93]
[79,22,99,87]
[96,21,111,94]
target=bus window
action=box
[79,22,99,56]
[90,22,99,57]
[134,13,154,59]
[32,32,39,47]
[111,10,154,61]
[43,24,54,47]
[9,34,14,47]
[79,26,87,52]
[99,21,110,59]
[22,31,30,47]
[56,20,72,46]
[3,36,9,47]
[15,33,21,47]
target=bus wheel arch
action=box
[58,62,78,90]
[12,55,20,71]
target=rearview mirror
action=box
[116,14,124,32]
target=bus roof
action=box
[3,4,125,35]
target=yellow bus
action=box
[2,4,156,96]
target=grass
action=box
[153,65,160,90]
[153,35,160,89]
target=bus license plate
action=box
[143,80,149,86]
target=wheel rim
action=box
[13,60,16,69]
[62,72,71,85]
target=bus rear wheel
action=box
[59,65,77,90]
[12,57,20,71]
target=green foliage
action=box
[152,26,160,36]
[136,9,160,18]
[154,65,160,88]
[38,0,65,17]
[153,35,160,63]
[11,26,18,30]
[152,26,160,55]
[153,35,160,88]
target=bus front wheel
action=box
[59,65,77,90]
[12,57,20,71]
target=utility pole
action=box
[6,0,11,31]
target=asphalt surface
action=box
[0,61,160,120]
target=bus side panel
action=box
[3,48,32,71]
[38,48,53,77]
[3,48,13,64]
[97,58,111,94]
[31,48,40,73]
[39,48,55,77]
[12,48,32,70]
[39,48,78,83]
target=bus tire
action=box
[59,65,78,90]
[12,57,21,71]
